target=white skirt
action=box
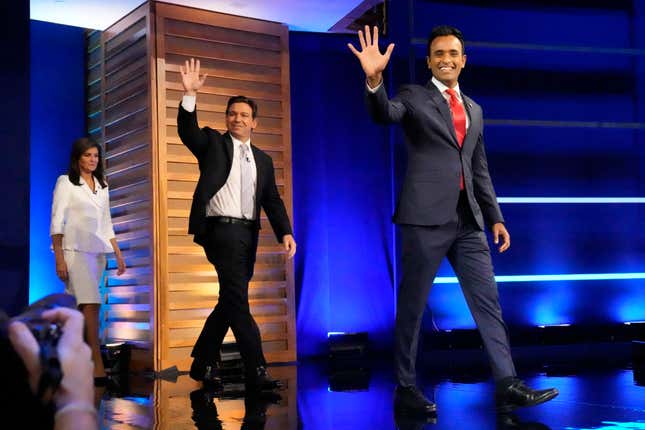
[63,249,106,305]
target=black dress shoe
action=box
[394,385,437,416]
[495,378,558,413]
[189,359,222,386]
[245,366,283,391]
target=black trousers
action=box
[395,193,516,386]
[191,221,267,371]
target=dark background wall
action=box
[0,3,30,316]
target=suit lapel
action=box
[426,82,460,149]
[79,177,104,209]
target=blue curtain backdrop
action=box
[290,32,396,356]
[29,20,86,303]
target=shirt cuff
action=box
[181,95,196,112]
[366,80,383,93]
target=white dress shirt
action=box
[50,175,116,253]
[429,76,470,129]
[367,76,470,128]
[182,95,258,220]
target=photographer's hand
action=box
[8,307,97,430]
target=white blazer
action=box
[50,174,116,253]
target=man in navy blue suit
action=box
[348,25,558,415]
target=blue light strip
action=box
[498,197,645,204]
[434,273,645,284]
[538,324,571,328]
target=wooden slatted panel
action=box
[154,2,296,369]
[86,29,102,142]
[88,3,155,371]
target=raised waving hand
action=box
[180,58,208,96]
[347,25,395,88]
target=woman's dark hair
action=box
[67,137,107,187]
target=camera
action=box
[0,293,76,423]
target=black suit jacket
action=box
[177,103,292,246]
[366,81,503,230]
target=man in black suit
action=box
[348,26,558,414]
[177,58,296,390]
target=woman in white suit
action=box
[50,137,126,383]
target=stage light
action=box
[327,332,370,392]
[101,341,131,375]
[328,332,368,359]
[218,341,246,389]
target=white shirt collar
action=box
[432,76,463,102]
[230,134,251,150]
[79,176,103,190]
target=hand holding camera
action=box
[7,296,97,428]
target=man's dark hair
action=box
[226,95,258,119]
[427,25,465,56]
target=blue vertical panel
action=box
[0,2,30,316]
[29,20,86,303]
[290,32,395,356]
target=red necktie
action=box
[446,88,466,189]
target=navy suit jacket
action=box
[366,80,504,230]
[177,103,292,246]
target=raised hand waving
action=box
[347,25,395,88]
[180,58,208,96]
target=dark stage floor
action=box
[96,361,645,429]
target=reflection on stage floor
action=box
[95,362,645,430]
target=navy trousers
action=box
[395,193,516,386]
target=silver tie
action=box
[240,144,254,219]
